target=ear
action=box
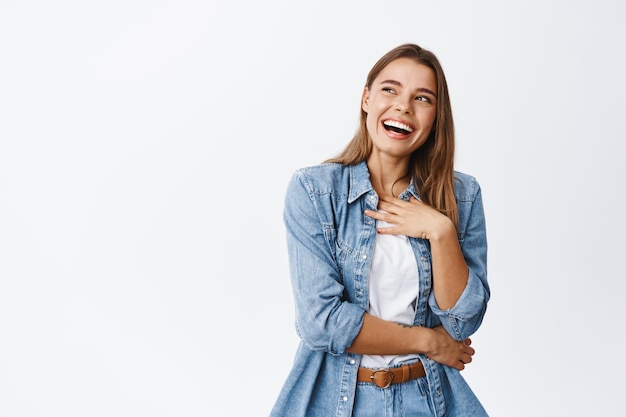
[361,87,370,113]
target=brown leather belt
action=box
[357,361,425,389]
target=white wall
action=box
[1,1,625,416]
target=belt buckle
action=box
[371,369,394,389]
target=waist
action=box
[357,361,425,389]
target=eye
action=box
[382,87,396,94]
[415,95,431,103]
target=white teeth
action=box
[383,120,413,133]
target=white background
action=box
[1,1,625,416]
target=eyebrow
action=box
[379,79,437,97]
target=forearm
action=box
[346,313,431,355]
[346,313,474,370]
[430,220,469,310]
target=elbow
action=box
[294,303,365,355]
[446,303,488,340]
[429,274,489,340]
[294,320,338,354]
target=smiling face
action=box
[362,57,437,161]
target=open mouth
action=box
[383,120,414,135]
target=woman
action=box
[271,43,490,417]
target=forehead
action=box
[374,58,436,89]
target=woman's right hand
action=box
[425,326,475,370]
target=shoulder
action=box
[295,162,347,178]
[453,170,482,202]
[290,162,351,194]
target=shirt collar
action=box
[348,161,372,203]
[348,161,421,203]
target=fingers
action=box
[375,226,400,235]
[428,329,477,371]
[460,351,474,364]
[363,209,395,228]
[452,340,475,370]
[459,343,476,370]
[375,199,397,213]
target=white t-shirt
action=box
[360,217,420,368]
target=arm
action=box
[364,179,489,340]
[428,218,469,310]
[284,170,479,369]
[347,314,475,370]
[283,171,364,354]
[365,197,469,309]
[429,181,489,339]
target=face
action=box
[362,58,437,160]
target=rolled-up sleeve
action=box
[429,181,490,340]
[283,171,364,354]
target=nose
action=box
[394,95,412,114]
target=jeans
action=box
[353,369,433,416]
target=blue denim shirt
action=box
[271,161,490,417]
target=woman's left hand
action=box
[364,196,454,240]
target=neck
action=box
[367,155,411,198]
[372,175,409,197]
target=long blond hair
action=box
[326,43,459,227]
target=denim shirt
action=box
[271,161,490,417]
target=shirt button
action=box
[362,255,367,260]
[350,359,356,364]
[342,396,348,402]
[420,256,426,261]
